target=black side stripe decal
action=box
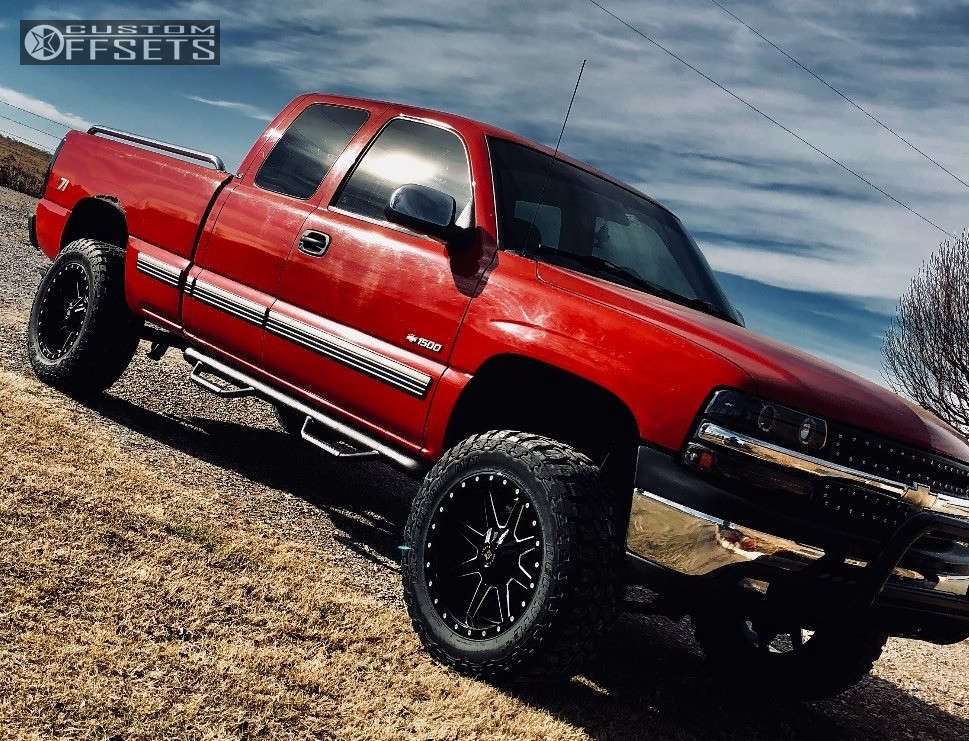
[265,311,431,398]
[136,253,431,398]
[135,252,180,287]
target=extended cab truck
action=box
[27,94,969,698]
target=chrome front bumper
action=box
[627,488,969,599]
[624,431,969,641]
[695,422,969,520]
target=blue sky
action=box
[2,0,967,383]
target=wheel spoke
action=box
[58,330,77,355]
[447,557,479,577]
[517,554,535,581]
[426,472,543,640]
[504,497,525,535]
[465,576,489,624]
[484,491,499,532]
[498,583,512,624]
[458,519,483,542]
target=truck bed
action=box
[35,129,231,263]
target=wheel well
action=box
[60,196,127,250]
[445,355,640,491]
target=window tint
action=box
[513,201,562,248]
[255,104,369,199]
[488,136,740,323]
[334,118,472,225]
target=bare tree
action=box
[884,231,969,435]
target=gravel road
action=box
[2,185,967,740]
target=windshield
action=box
[488,137,741,324]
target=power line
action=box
[709,0,969,191]
[584,0,956,239]
[0,111,61,141]
[0,129,55,152]
[0,98,73,130]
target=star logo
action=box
[24,24,64,62]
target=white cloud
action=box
[19,0,969,372]
[220,0,966,303]
[0,85,91,130]
[184,94,273,121]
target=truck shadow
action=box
[84,389,969,741]
[85,390,414,569]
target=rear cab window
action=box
[255,103,370,199]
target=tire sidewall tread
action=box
[27,238,142,396]
[402,430,618,682]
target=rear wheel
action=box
[27,239,142,396]
[692,605,887,699]
[402,430,618,680]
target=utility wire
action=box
[0,98,73,129]
[0,111,61,141]
[584,0,955,239]
[709,0,969,191]
[0,129,55,152]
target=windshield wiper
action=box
[531,244,737,324]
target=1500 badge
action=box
[406,334,443,353]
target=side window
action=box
[333,118,472,225]
[513,201,561,248]
[255,104,369,199]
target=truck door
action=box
[265,116,479,445]
[182,102,371,366]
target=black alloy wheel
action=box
[27,238,142,396]
[35,260,90,360]
[402,430,618,680]
[425,471,543,640]
[693,605,888,698]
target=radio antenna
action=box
[521,59,587,253]
[554,58,586,157]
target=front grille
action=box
[820,423,969,500]
[817,482,914,541]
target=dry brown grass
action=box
[0,369,587,740]
[0,136,51,197]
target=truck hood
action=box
[538,263,969,462]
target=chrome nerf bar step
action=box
[184,348,421,473]
[299,417,379,461]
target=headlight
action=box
[701,389,827,452]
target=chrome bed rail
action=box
[87,126,226,171]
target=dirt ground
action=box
[1,185,967,739]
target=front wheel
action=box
[27,239,142,396]
[402,430,618,681]
[692,605,888,699]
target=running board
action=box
[300,417,379,460]
[184,347,422,473]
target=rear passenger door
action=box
[183,102,370,367]
[265,116,477,445]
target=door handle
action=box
[298,230,331,257]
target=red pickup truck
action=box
[27,93,969,698]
